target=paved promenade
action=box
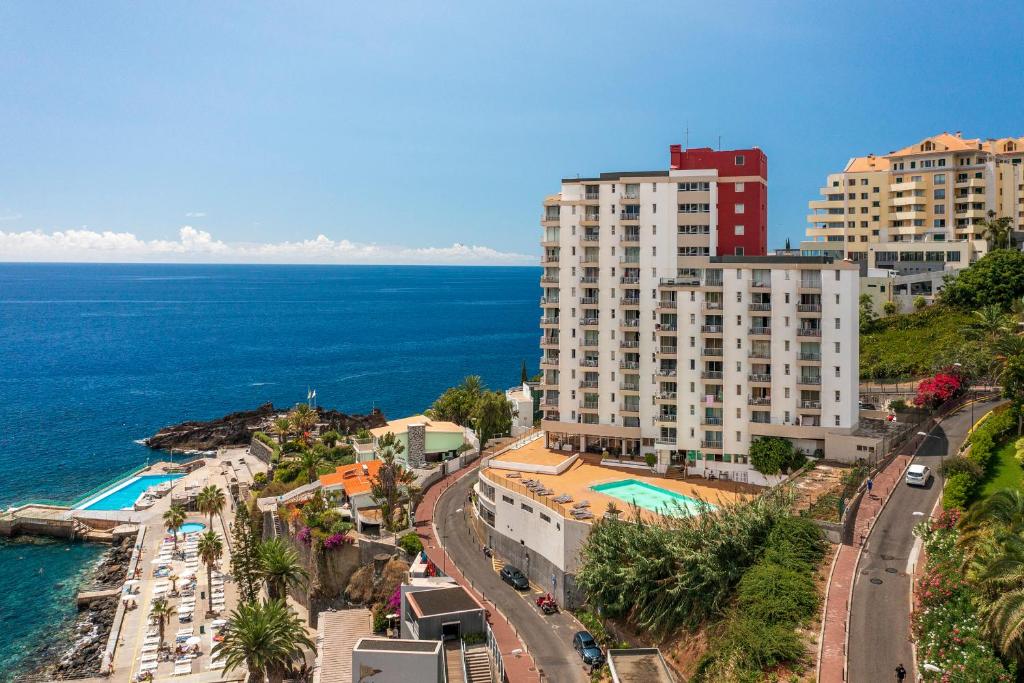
[415,463,543,683]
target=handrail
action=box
[460,636,469,683]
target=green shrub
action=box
[762,516,826,571]
[941,455,982,480]
[371,603,389,632]
[943,472,975,510]
[736,562,818,625]
[398,532,424,556]
[252,471,268,489]
[282,440,307,454]
[890,399,908,412]
[644,453,657,468]
[722,614,806,670]
[462,632,485,645]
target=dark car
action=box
[499,565,529,590]
[572,631,604,666]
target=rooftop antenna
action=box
[684,123,689,150]
[718,135,722,151]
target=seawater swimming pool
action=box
[591,479,712,516]
[77,474,183,511]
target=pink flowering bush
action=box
[914,373,963,408]
[912,517,1014,681]
[323,532,353,550]
[296,526,312,545]
[387,587,401,612]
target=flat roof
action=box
[407,586,483,618]
[354,638,440,653]
[315,609,372,683]
[608,648,675,683]
[710,255,837,265]
[370,414,463,438]
[491,440,573,468]
[562,170,670,183]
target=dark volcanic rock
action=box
[144,403,387,451]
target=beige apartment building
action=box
[802,132,1024,268]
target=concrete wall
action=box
[352,644,444,683]
[416,610,485,640]
[249,436,276,464]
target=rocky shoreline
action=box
[24,538,133,680]
[143,402,387,451]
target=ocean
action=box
[0,262,540,679]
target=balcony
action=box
[540,316,559,326]
[660,276,701,287]
[750,279,772,290]
[797,303,822,312]
[579,317,599,326]
[620,256,641,265]
[749,326,772,336]
[540,275,559,284]
[620,382,640,392]
[582,233,600,241]
[540,356,559,367]
[543,410,561,421]
[581,339,599,347]
[800,400,822,409]
[620,319,640,328]
[797,376,822,385]
[620,213,641,222]
[797,328,822,338]
[580,296,599,305]
[619,403,640,413]
[799,279,822,291]
[620,275,640,284]
[700,324,723,334]
[540,296,559,306]
[704,395,723,405]
[584,191,600,200]
[656,367,677,376]
[658,346,678,355]
[620,233,640,244]
[657,324,678,332]
[701,348,723,357]
[703,277,723,288]
[620,339,639,348]
[541,254,560,264]
[701,370,723,380]
[748,373,772,383]
[579,358,600,368]
[702,301,723,311]
[622,191,640,200]
[621,297,641,306]
[748,396,772,406]
[658,391,678,400]
[581,402,599,411]
[657,300,678,310]
[701,416,723,425]
[748,302,771,312]
[580,380,599,389]
[656,414,678,424]
[581,214,600,225]
[748,349,770,359]
[541,214,560,224]
[580,255,600,265]
[540,336,560,347]
[797,352,821,361]
[655,437,678,447]
[541,397,559,407]
[619,360,640,370]
[701,440,724,450]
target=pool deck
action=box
[483,446,747,523]
[108,446,269,682]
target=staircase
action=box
[444,640,465,683]
[269,509,284,538]
[464,644,494,683]
[664,465,688,480]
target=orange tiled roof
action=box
[886,132,984,158]
[319,460,382,496]
[844,155,890,173]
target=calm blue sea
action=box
[0,262,539,678]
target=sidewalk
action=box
[818,453,913,683]
[415,464,542,683]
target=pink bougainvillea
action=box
[323,532,353,550]
[914,373,962,408]
[296,526,312,545]
[387,587,401,611]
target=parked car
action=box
[905,464,932,487]
[499,565,529,590]
[573,631,604,666]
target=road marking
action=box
[911,511,924,516]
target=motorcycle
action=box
[536,594,558,615]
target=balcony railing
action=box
[580,380,599,388]
[748,373,772,382]
[659,346,678,354]
[750,280,771,289]
[584,192,599,200]
[580,296,599,305]
[660,277,702,287]
[582,233,600,241]
[748,302,772,311]
[581,402,599,410]
[619,403,640,412]
[797,328,822,337]
[579,359,599,367]
[540,356,559,366]
[579,317,599,325]
[749,326,772,335]
[622,191,640,199]
[800,400,822,409]
[700,325,723,334]
[798,376,822,385]
[540,297,559,305]
[658,300,678,309]
[657,414,678,423]
[620,383,640,391]
[701,416,723,425]
[655,437,677,446]
[621,233,640,242]
[620,319,640,328]
[540,316,559,325]
[703,301,723,310]
[621,297,641,306]
[701,348,723,357]
[800,279,822,289]
[701,440,724,449]
[659,391,678,400]
[797,303,822,312]
[619,360,640,370]
[701,370,723,380]
[620,276,640,284]
[620,339,639,348]
[580,275,599,284]
[541,336,559,345]
[540,275,559,284]
[658,324,678,332]
[748,396,772,405]
[620,256,641,264]
[542,398,559,407]
[748,350,770,359]
[581,339,599,347]
[704,278,723,287]
[541,255,560,263]
[620,213,640,221]
[798,352,821,361]
[656,368,677,376]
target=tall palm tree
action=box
[970,532,1024,661]
[211,599,314,683]
[197,484,227,528]
[972,304,1012,345]
[150,598,173,648]
[270,417,292,445]
[258,538,309,601]
[369,433,418,531]
[198,530,224,615]
[299,447,326,485]
[960,489,1024,558]
[163,504,186,552]
[981,213,1014,250]
[289,404,318,442]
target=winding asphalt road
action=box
[433,468,589,683]
[847,398,1002,682]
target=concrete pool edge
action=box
[590,478,717,515]
[74,473,184,511]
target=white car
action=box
[905,464,932,487]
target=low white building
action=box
[506,382,535,436]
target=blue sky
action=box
[2,2,1023,263]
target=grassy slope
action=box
[980,439,1024,498]
[860,306,976,380]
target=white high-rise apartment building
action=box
[539,146,860,486]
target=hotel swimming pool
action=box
[77,474,183,511]
[591,479,712,516]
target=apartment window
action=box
[521,503,533,513]
[935,205,945,215]
[502,495,514,504]
[835,318,841,329]
[736,247,744,256]
[735,182,745,192]
[934,189,946,199]
[735,203,745,214]
[835,390,841,401]
[540,512,551,523]
[735,154,745,165]
[834,342,840,353]
[835,366,841,377]
[935,174,946,184]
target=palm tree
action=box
[960,489,1024,559]
[211,599,314,683]
[198,530,225,615]
[197,484,227,528]
[289,404,318,442]
[270,417,292,445]
[981,213,1014,250]
[972,304,1012,345]
[258,538,309,601]
[163,504,186,552]
[369,432,418,531]
[151,598,173,648]
[299,447,326,485]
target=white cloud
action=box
[0,226,533,265]
[185,212,206,218]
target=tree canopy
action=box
[749,437,802,477]
[941,249,1024,311]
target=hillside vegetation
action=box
[859,305,982,380]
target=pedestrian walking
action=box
[867,477,874,496]
[895,663,906,681]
